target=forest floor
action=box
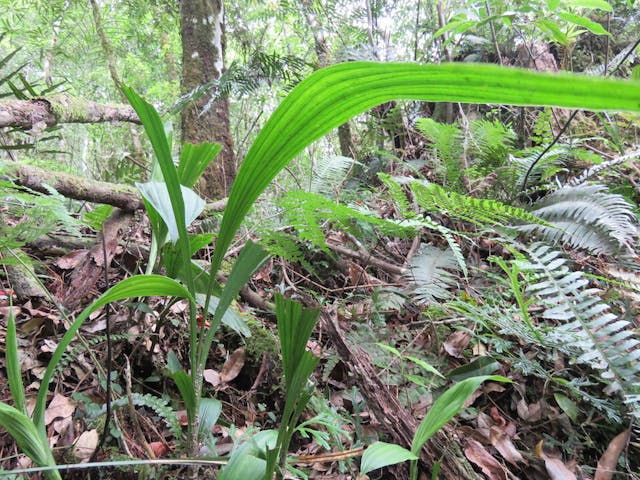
[0,188,638,480]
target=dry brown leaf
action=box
[55,250,89,270]
[44,394,75,426]
[220,347,246,383]
[490,425,525,465]
[443,330,472,358]
[516,397,543,423]
[536,440,577,480]
[594,430,630,480]
[149,441,170,458]
[73,429,99,463]
[464,438,507,480]
[0,306,21,319]
[203,369,221,387]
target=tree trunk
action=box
[180,0,235,200]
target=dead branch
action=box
[4,162,227,213]
[326,241,406,276]
[0,94,139,129]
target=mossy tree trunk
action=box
[180,0,235,200]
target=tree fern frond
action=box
[517,243,640,417]
[518,184,638,255]
[403,244,461,305]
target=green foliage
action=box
[469,119,517,174]
[265,295,321,479]
[213,60,640,292]
[309,155,361,195]
[416,118,464,190]
[517,243,640,418]
[403,244,462,305]
[518,184,638,255]
[278,190,416,252]
[408,179,547,228]
[0,178,82,254]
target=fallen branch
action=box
[0,94,140,130]
[326,241,406,276]
[4,162,227,213]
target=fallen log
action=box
[4,162,227,213]
[0,94,140,130]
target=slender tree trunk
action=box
[180,0,235,200]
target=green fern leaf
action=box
[409,180,547,227]
[518,184,638,255]
[404,244,461,305]
[518,243,640,417]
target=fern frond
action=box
[97,393,182,441]
[517,184,638,255]
[567,149,640,186]
[470,119,516,172]
[416,118,464,189]
[278,190,417,251]
[409,180,547,228]
[310,155,361,195]
[451,299,627,421]
[404,244,461,305]
[518,243,640,417]
[379,173,416,219]
[512,146,569,189]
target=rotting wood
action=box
[61,208,133,310]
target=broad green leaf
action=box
[411,375,510,454]
[546,0,561,10]
[276,295,320,385]
[405,355,445,379]
[189,233,215,255]
[122,87,194,295]
[6,308,25,414]
[178,142,222,188]
[554,393,579,422]
[219,430,277,480]
[166,350,197,426]
[536,19,569,45]
[0,403,58,479]
[433,19,476,40]
[557,12,611,36]
[376,342,401,357]
[562,0,612,11]
[211,62,640,279]
[447,356,500,382]
[198,398,222,438]
[137,181,205,243]
[361,441,418,475]
[34,275,192,432]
